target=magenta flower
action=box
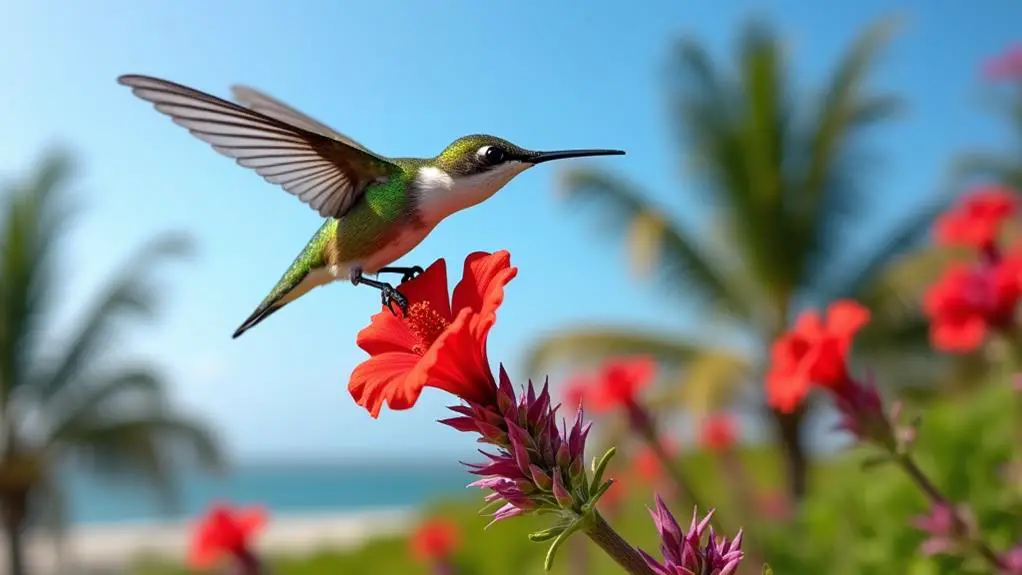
[440,365,594,525]
[637,495,744,575]
[911,501,973,557]
[1001,542,1022,574]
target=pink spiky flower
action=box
[637,495,745,575]
[441,365,593,524]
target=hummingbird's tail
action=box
[232,222,338,338]
[232,266,334,339]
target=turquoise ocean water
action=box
[62,462,474,526]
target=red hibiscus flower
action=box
[766,300,870,413]
[699,413,738,452]
[589,356,656,412]
[933,186,1017,252]
[409,518,461,563]
[188,503,266,570]
[349,251,517,417]
[923,253,1022,352]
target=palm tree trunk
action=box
[770,405,808,502]
[1,492,28,575]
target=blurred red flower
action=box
[634,443,672,484]
[409,517,461,563]
[923,254,1022,352]
[983,44,1022,81]
[699,413,738,452]
[933,186,1017,252]
[589,356,656,412]
[561,375,591,416]
[766,300,870,413]
[188,503,266,570]
[349,251,517,417]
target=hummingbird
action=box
[117,75,625,338]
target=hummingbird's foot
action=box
[378,265,425,284]
[380,285,409,317]
[351,268,409,316]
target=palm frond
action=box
[43,368,166,442]
[813,189,957,313]
[648,350,753,416]
[0,152,75,406]
[950,151,1022,191]
[792,16,904,288]
[28,233,192,401]
[557,168,757,319]
[52,413,223,508]
[525,325,730,377]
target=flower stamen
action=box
[407,301,450,354]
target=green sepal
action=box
[590,446,617,493]
[543,515,586,571]
[587,478,616,507]
[762,563,774,574]
[529,524,566,543]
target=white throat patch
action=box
[415,163,529,224]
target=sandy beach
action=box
[5,507,415,575]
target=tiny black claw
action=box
[400,266,425,284]
[381,285,409,317]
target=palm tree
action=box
[525,16,959,501]
[0,151,223,575]
[954,57,1022,191]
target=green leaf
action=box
[528,525,566,543]
[543,516,584,571]
[590,446,617,492]
[763,563,774,575]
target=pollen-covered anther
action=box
[407,301,450,353]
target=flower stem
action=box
[582,511,655,575]
[628,402,706,513]
[897,454,1005,570]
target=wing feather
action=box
[230,84,371,152]
[117,74,397,219]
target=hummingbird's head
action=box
[416,134,624,223]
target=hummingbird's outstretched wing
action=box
[118,74,400,219]
[229,84,370,153]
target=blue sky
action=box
[1,1,1019,461]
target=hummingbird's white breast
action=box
[414,163,530,225]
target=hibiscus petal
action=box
[355,310,419,355]
[188,536,221,569]
[348,352,424,418]
[765,369,811,413]
[238,507,267,537]
[793,310,823,338]
[417,308,496,405]
[931,316,988,353]
[392,258,453,320]
[451,250,517,317]
[825,300,871,337]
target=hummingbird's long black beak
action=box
[525,149,625,165]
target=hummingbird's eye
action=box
[480,146,506,165]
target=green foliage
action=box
[128,373,1017,574]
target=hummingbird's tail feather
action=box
[231,221,339,339]
[232,302,285,339]
[231,266,335,339]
